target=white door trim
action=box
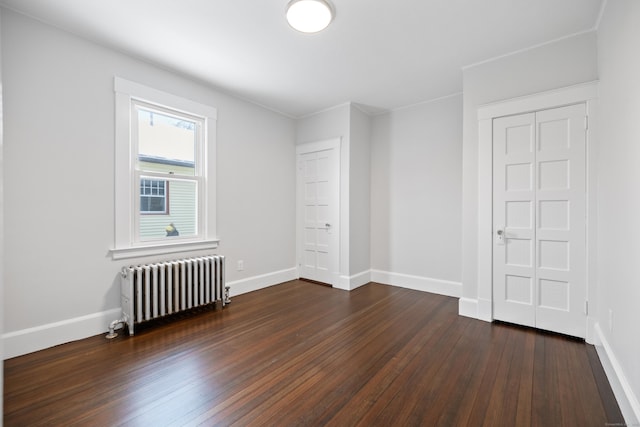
[296,138,341,287]
[472,80,599,342]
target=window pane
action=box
[139,180,197,241]
[137,107,197,176]
[140,197,150,212]
[148,197,165,212]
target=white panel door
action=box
[534,104,586,337]
[493,104,587,338]
[493,112,537,328]
[296,140,339,285]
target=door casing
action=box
[468,81,599,343]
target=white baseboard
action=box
[3,267,299,360]
[477,298,492,321]
[335,270,371,291]
[593,323,640,426]
[459,297,478,318]
[226,267,298,297]
[458,297,493,322]
[3,308,121,360]
[370,270,461,298]
[586,315,598,345]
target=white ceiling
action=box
[0,0,604,117]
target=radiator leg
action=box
[224,285,231,304]
[106,318,125,339]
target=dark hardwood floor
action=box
[4,281,623,426]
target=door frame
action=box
[296,138,341,287]
[473,81,599,342]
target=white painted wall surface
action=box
[0,5,4,421]
[596,1,640,422]
[295,104,373,288]
[461,32,598,301]
[2,10,296,357]
[295,103,350,145]
[348,105,371,279]
[371,95,463,292]
[295,104,353,288]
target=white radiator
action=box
[107,255,228,338]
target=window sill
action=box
[110,239,219,261]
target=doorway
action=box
[296,138,340,286]
[492,103,587,338]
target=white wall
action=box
[295,104,354,288]
[2,9,296,358]
[371,95,463,295]
[348,105,371,279]
[295,103,374,289]
[595,0,640,422]
[296,104,350,144]
[0,5,4,422]
[461,32,598,302]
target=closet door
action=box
[493,104,587,338]
[493,113,537,328]
[297,140,340,286]
[534,104,586,337]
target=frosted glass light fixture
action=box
[286,0,334,33]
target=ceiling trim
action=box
[297,101,353,120]
[594,0,608,30]
[461,28,596,71]
[383,92,463,115]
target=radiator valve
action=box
[106,318,124,339]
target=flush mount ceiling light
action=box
[286,0,334,33]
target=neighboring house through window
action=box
[111,77,218,259]
[140,178,167,214]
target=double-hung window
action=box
[112,77,218,259]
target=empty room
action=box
[1,0,639,425]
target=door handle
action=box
[496,227,505,244]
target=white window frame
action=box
[111,77,218,260]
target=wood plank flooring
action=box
[4,281,624,426]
